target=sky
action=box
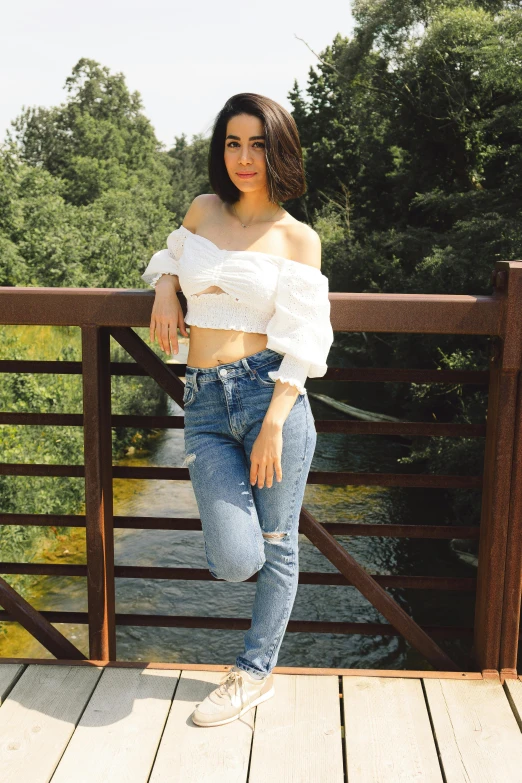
[1,1,355,149]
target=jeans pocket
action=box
[254,361,280,388]
[182,377,197,408]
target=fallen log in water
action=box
[308,392,404,423]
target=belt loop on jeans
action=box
[241,356,256,380]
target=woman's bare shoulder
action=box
[182,194,222,233]
[282,218,322,270]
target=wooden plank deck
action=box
[0,663,522,782]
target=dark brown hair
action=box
[208,92,307,205]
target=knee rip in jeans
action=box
[262,531,287,541]
[182,452,197,467]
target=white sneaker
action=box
[192,666,275,727]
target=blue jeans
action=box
[182,347,317,679]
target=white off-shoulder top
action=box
[141,225,334,395]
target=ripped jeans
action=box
[182,347,317,679]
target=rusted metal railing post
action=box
[500,370,522,680]
[82,325,116,660]
[474,261,522,673]
[497,262,522,678]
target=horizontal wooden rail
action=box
[0,609,475,639]
[0,359,490,385]
[0,411,487,437]
[0,514,480,539]
[0,563,476,591]
[0,462,482,488]
[0,286,502,334]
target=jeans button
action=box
[219,368,228,377]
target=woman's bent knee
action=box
[210,556,265,583]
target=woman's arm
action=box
[249,225,323,489]
[148,196,206,355]
[149,274,187,356]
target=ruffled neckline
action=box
[179,225,325,276]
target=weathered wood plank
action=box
[0,663,103,783]
[51,667,179,783]
[149,669,253,783]
[0,664,25,706]
[504,678,522,730]
[425,677,522,782]
[343,676,443,783]
[249,674,344,783]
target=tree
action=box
[289,0,522,525]
[2,59,178,288]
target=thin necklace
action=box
[232,202,282,228]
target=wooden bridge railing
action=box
[0,259,520,678]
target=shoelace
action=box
[217,670,246,706]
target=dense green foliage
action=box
[291,1,522,298]
[287,0,521,525]
[2,60,174,287]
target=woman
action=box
[141,93,334,728]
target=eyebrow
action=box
[226,134,265,141]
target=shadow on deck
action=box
[1,661,522,781]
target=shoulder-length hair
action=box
[208,92,307,205]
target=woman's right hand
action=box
[149,275,189,356]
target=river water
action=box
[2,347,479,671]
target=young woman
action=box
[142,93,334,728]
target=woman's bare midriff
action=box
[186,323,268,368]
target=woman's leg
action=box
[182,351,317,680]
[184,431,266,583]
[236,393,317,678]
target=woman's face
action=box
[223,113,268,197]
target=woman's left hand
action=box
[250,422,283,489]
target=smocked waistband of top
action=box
[185,295,271,335]
[185,347,282,381]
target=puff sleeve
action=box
[266,260,334,395]
[141,226,186,288]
